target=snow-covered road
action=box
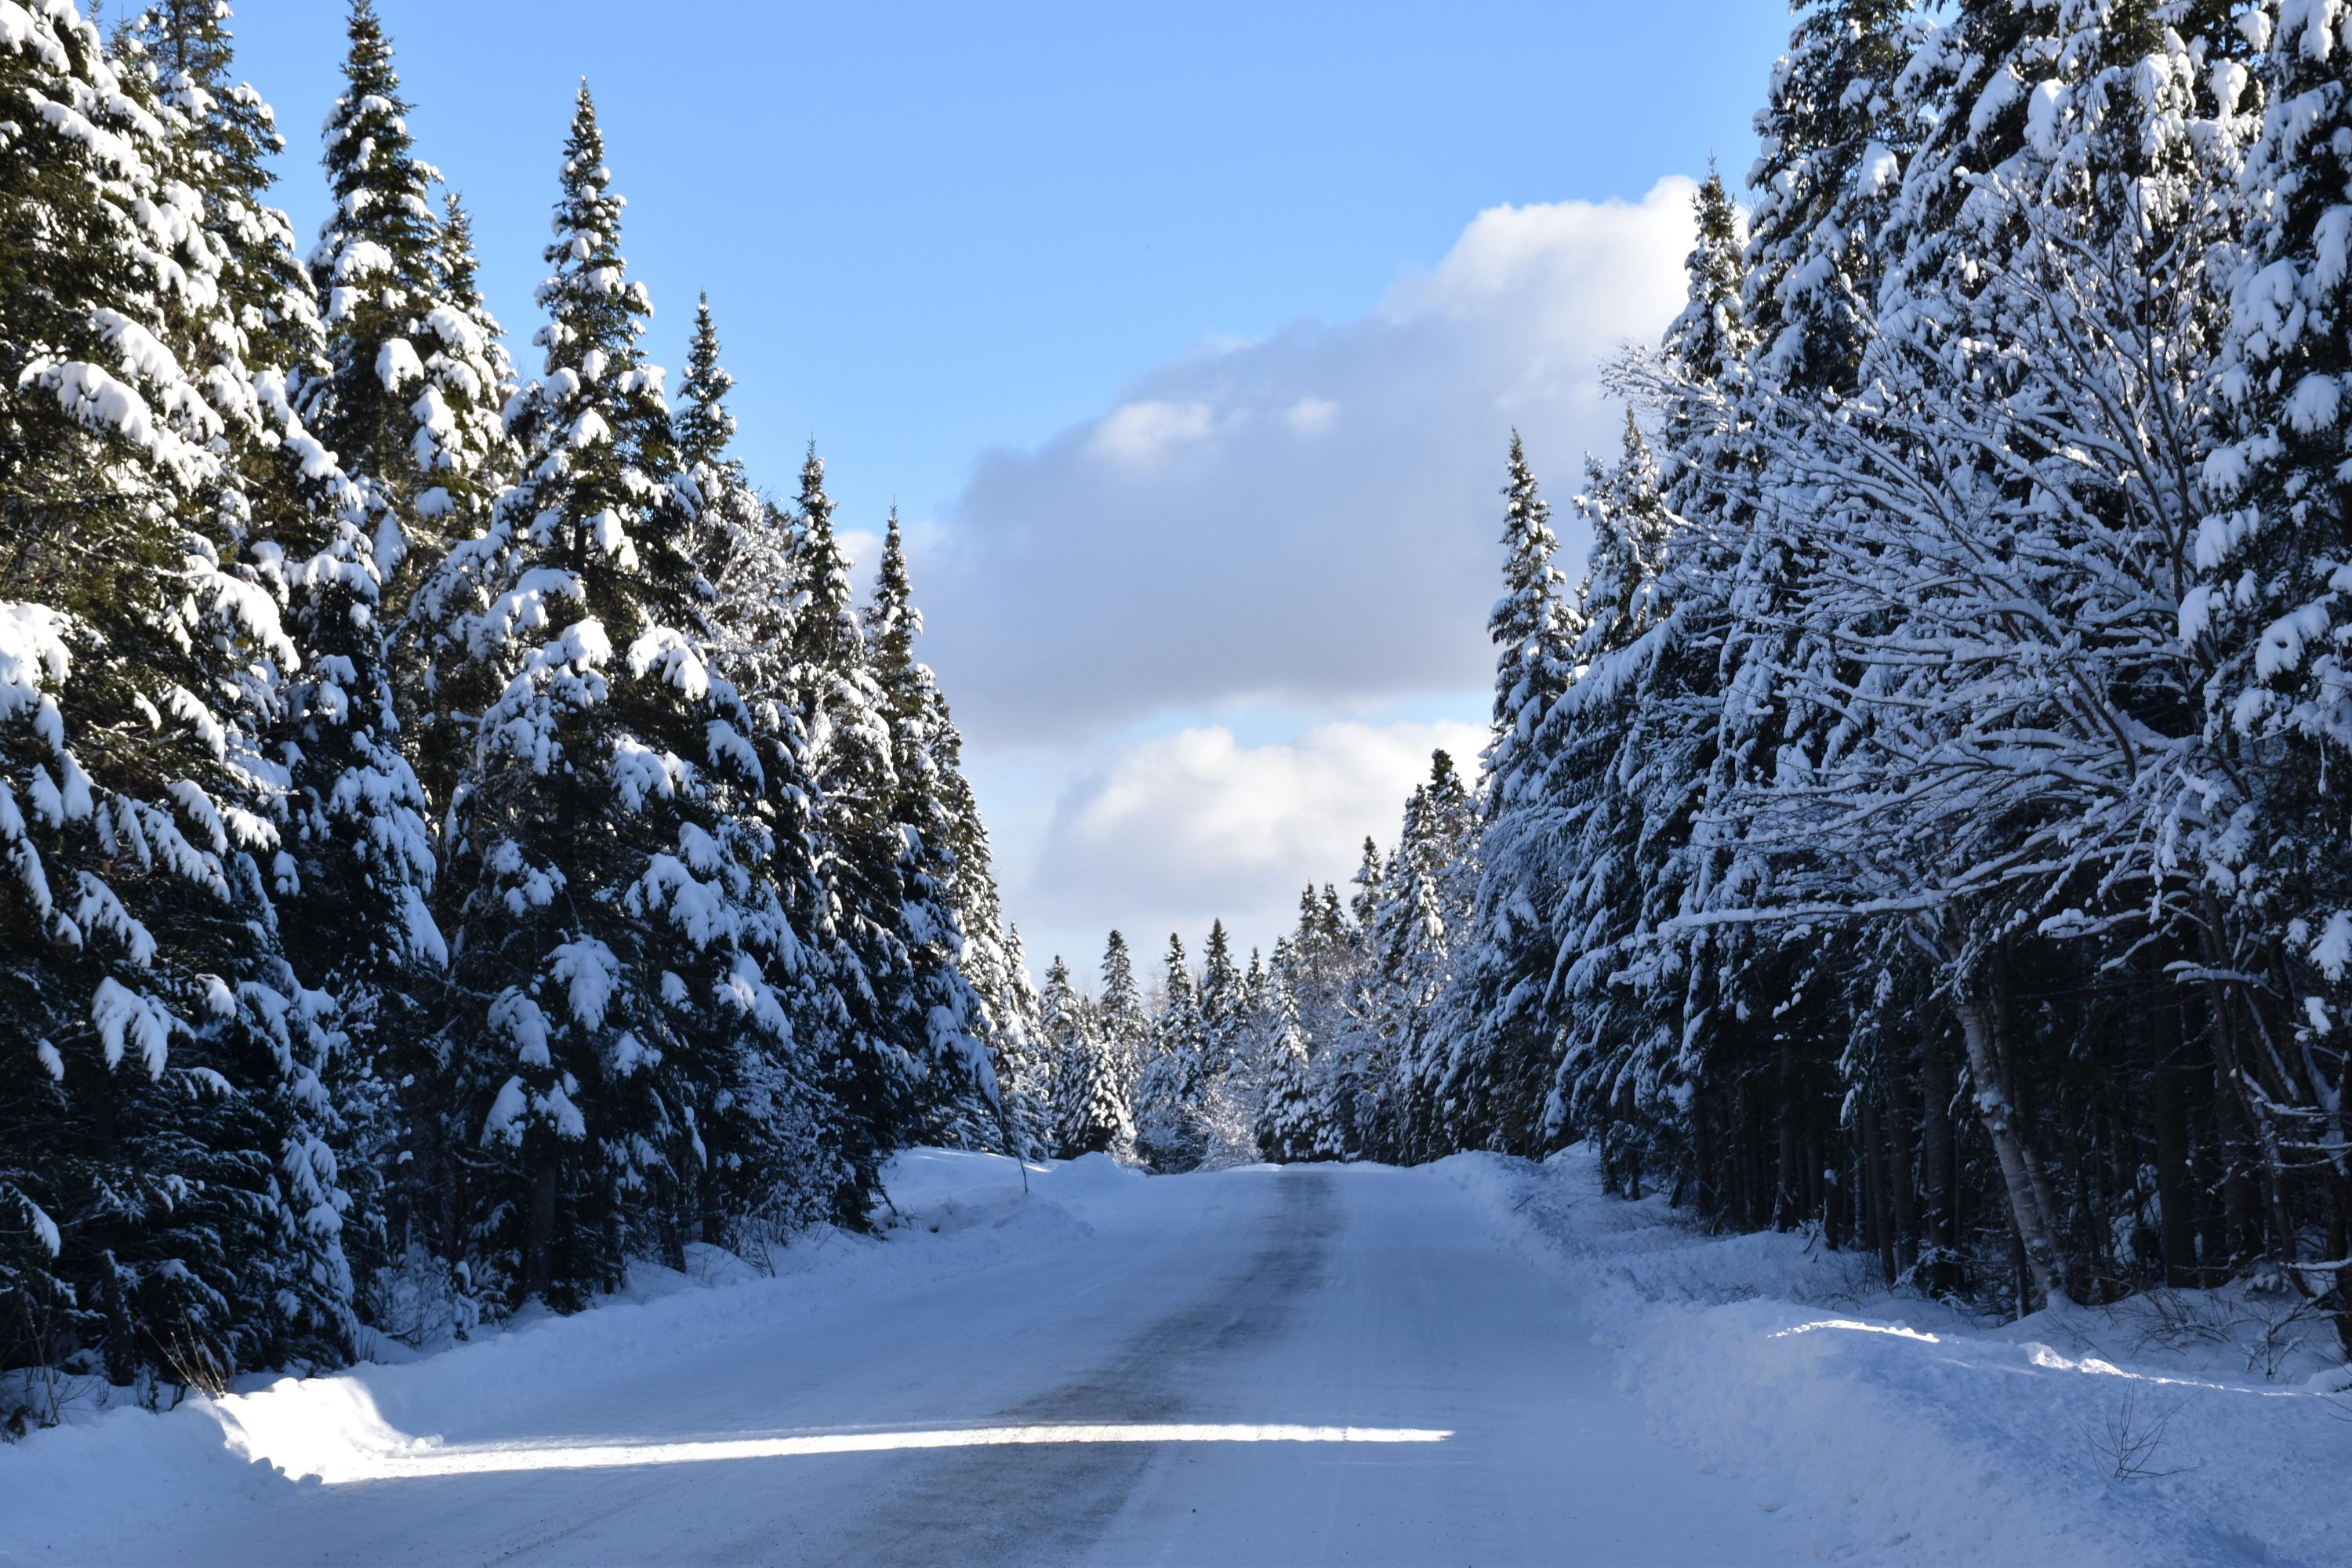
[108,1162,1804,1566]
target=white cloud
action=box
[912,178,1706,969]
[1283,396,1338,434]
[916,176,1699,741]
[837,526,884,569]
[1088,399,1217,466]
[1011,715,1488,965]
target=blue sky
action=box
[224,0,1795,976]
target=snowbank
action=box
[1439,1146,2350,1568]
[0,1149,1142,1564]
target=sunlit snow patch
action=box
[207,1388,1453,1486]
[332,1423,1455,1482]
[1769,1319,1943,1343]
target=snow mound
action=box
[1443,1145,2352,1568]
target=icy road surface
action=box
[108,1161,1804,1566]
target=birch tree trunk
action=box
[1952,986,2063,1308]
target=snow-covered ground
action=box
[1442,1147,2351,1567]
[4,1148,2341,1566]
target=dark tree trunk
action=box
[658,1173,687,1273]
[524,1160,559,1304]
[1919,1032,1958,1293]
[2147,981,2199,1289]
[1885,1056,1919,1276]
[2190,1051,2230,1288]
[1775,1044,1802,1230]
[1693,1080,1719,1224]
[1864,1090,1896,1285]
[1806,1094,1830,1242]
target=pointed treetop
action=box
[440,190,487,311]
[1572,408,1671,663]
[140,0,282,198]
[675,292,736,472]
[321,0,423,210]
[143,0,238,88]
[792,443,866,670]
[1488,430,1573,721]
[1349,837,1385,927]
[313,0,437,331]
[1161,933,1198,1011]
[1664,162,1754,388]
[535,79,643,375]
[1101,929,1141,1008]
[866,506,921,679]
[1427,749,1461,798]
[131,0,322,390]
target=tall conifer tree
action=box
[1,0,350,1381]
[426,85,787,1305]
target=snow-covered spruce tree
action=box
[993,923,1053,1154]
[0,0,351,1386]
[864,510,1041,1152]
[2196,0,2352,1325]
[1134,934,1208,1168]
[1528,414,1677,1189]
[1195,917,1243,1082]
[1096,928,1152,1110]
[437,190,518,423]
[1341,818,1413,1163]
[310,25,512,1080]
[1552,168,1758,1200]
[1043,956,1130,1157]
[401,176,521,823]
[1178,919,1265,1168]
[1657,0,1922,1236]
[779,447,989,1216]
[1254,948,1319,1163]
[1483,430,1583,813]
[666,296,848,1249]
[1742,0,1917,392]
[1433,434,1582,1156]
[130,0,456,1330]
[129,2,328,475]
[858,506,1004,1154]
[673,296,735,480]
[1279,880,1365,1160]
[1377,751,1473,1164]
[306,0,508,600]
[426,85,789,1308]
[276,5,512,1325]
[1288,844,1392,1161]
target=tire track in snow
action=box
[755,1170,1339,1567]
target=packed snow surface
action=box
[5,1148,2339,1565]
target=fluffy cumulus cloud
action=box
[916,176,1700,741]
[1013,717,1489,966]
